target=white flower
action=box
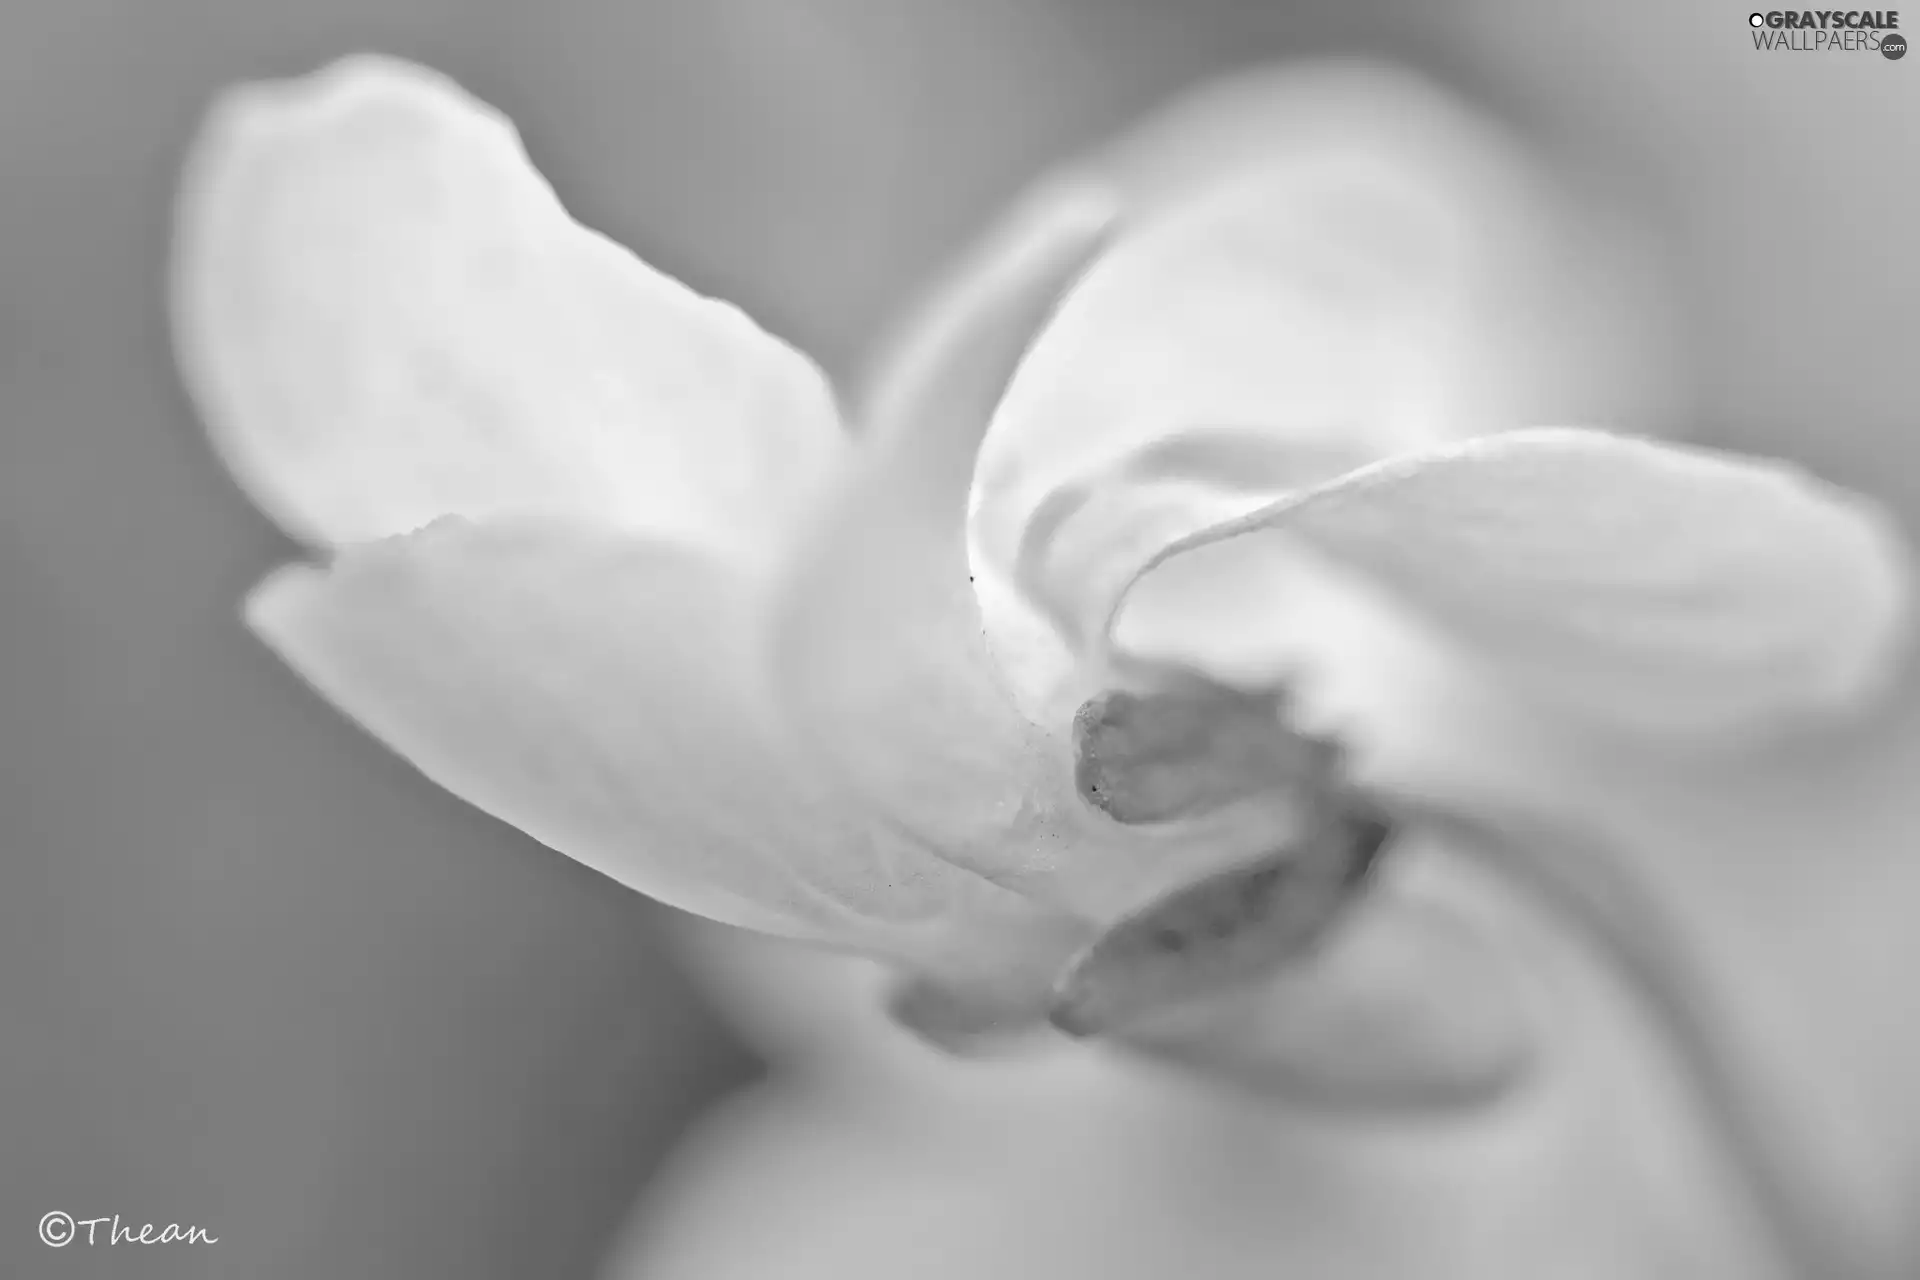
[170,54,1908,1135]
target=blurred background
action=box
[2,1,1913,1277]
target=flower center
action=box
[1051,787,1397,1036]
[1055,675,1398,1033]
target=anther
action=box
[1050,797,1396,1036]
[1071,679,1342,824]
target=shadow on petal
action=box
[1108,886,1541,1116]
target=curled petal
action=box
[1110,887,1540,1115]
[774,183,1410,919]
[1050,798,1539,1114]
[771,184,1134,907]
[172,55,841,560]
[1011,430,1375,656]
[246,516,1070,979]
[967,61,1680,710]
[1104,430,1912,738]
[1406,797,1873,1280]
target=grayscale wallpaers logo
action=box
[1747,9,1906,55]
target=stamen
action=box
[1050,796,1394,1036]
[1072,680,1341,824]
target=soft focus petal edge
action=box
[170,54,844,561]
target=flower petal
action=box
[770,184,1136,909]
[611,1041,1775,1280]
[1048,794,1543,1115]
[1109,888,1539,1115]
[172,55,841,560]
[245,515,1067,975]
[773,182,1409,921]
[1109,429,1912,737]
[964,62,1681,711]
